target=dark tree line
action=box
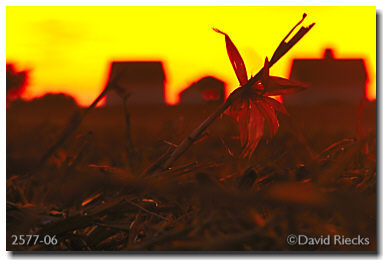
[6,63,28,103]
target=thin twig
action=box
[126,199,169,221]
[39,86,109,167]
[37,69,126,170]
[122,96,137,171]
[141,146,174,177]
[162,98,233,170]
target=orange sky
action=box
[6,6,376,106]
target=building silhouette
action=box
[179,76,226,104]
[105,61,166,106]
[284,48,367,106]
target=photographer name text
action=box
[287,234,370,246]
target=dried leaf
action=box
[254,97,280,137]
[81,192,103,207]
[214,28,248,85]
[256,58,307,96]
[243,99,265,157]
[269,13,315,66]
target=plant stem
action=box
[161,95,234,170]
[122,96,137,171]
[159,67,273,171]
[149,71,265,174]
[38,84,110,168]
[38,66,130,170]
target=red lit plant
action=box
[153,14,315,172]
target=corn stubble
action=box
[6,14,376,251]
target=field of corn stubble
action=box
[6,99,376,251]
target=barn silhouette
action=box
[179,76,226,104]
[284,48,368,106]
[105,61,166,106]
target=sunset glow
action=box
[6,6,376,106]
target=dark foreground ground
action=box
[6,100,376,251]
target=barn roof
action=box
[179,76,225,96]
[289,49,367,86]
[108,61,166,83]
